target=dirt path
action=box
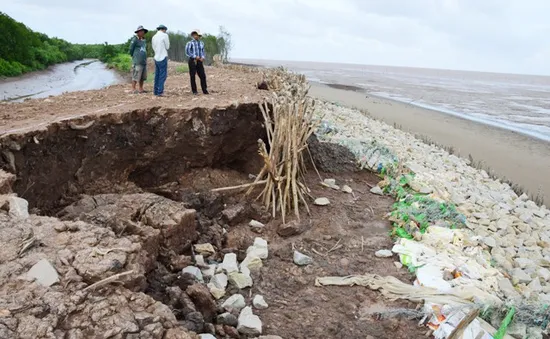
[0,63,266,135]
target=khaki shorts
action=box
[132,64,147,82]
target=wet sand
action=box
[310,83,550,204]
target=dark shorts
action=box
[132,64,147,81]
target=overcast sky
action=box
[3,0,550,75]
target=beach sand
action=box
[310,83,550,204]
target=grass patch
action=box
[176,64,189,73]
[106,53,132,73]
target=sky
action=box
[2,0,550,75]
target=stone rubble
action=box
[25,258,59,287]
[252,295,269,310]
[237,306,263,336]
[182,266,204,282]
[8,196,29,219]
[374,249,393,258]
[222,294,246,312]
[293,250,313,266]
[313,197,330,206]
[316,100,550,333]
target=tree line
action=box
[0,12,232,77]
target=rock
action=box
[183,311,205,333]
[277,220,306,237]
[170,255,193,271]
[514,257,534,269]
[293,251,313,266]
[228,272,253,289]
[195,255,206,266]
[211,273,228,289]
[222,294,246,312]
[472,212,489,220]
[482,237,497,248]
[527,326,543,339]
[507,322,527,339]
[341,185,353,193]
[322,178,340,190]
[249,220,265,229]
[259,336,283,339]
[186,284,217,322]
[394,262,403,269]
[246,237,268,259]
[26,259,59,287]
[375,249,393,258]
[237,306,262,336]
[8,196,29,219]
[194,243,216,256]
[182,266,204,282]
[241,255,263,271]
[528,278,542,292]
[218,312,238,327]
[222,204,247,225]
[201,264,216,279]
[314,197,330,206]
[511,268,532,284]
[498,278,519,299]
[538,267,550,281]
[221,253,239,273]
[323,178,337,186]
[207,283,225,300]
[370,186,384,195]
[252,295,268,310]
[0,169,15,194]
[199,334,216,339]
[224,325,240,338]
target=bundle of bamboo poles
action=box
[245,68,320,223]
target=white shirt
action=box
[152,31,170,62]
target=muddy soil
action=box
[215,170,427,339]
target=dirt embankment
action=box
[0,66,425,339]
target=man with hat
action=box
[152,24,170,96]
[129,25,148,94]
[185,29,208,95]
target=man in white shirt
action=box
[152,25,170,96]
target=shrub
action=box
[0,59,25,76]
[106,53,132,73]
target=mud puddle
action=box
[0,59,123,102]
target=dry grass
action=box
[246,68,321,223]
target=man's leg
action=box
[131,64,138,92]
[154,60,160,95]
[158,58,168,95]
[197,61,208,94]
[188,60,198,94]
[139,64,147,92]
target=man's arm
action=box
[185,41,194,59]
[129,37,136,56]
[164,34,170,50]
[200,41,206,60]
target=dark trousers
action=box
[188,59,207,93]
[154,57,168,95]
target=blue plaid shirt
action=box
[186,39,205,59]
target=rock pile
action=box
[315,101,550,335]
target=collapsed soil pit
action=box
[0,104,425,339]
[0,103,266,214]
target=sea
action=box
[235,59,550,143]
